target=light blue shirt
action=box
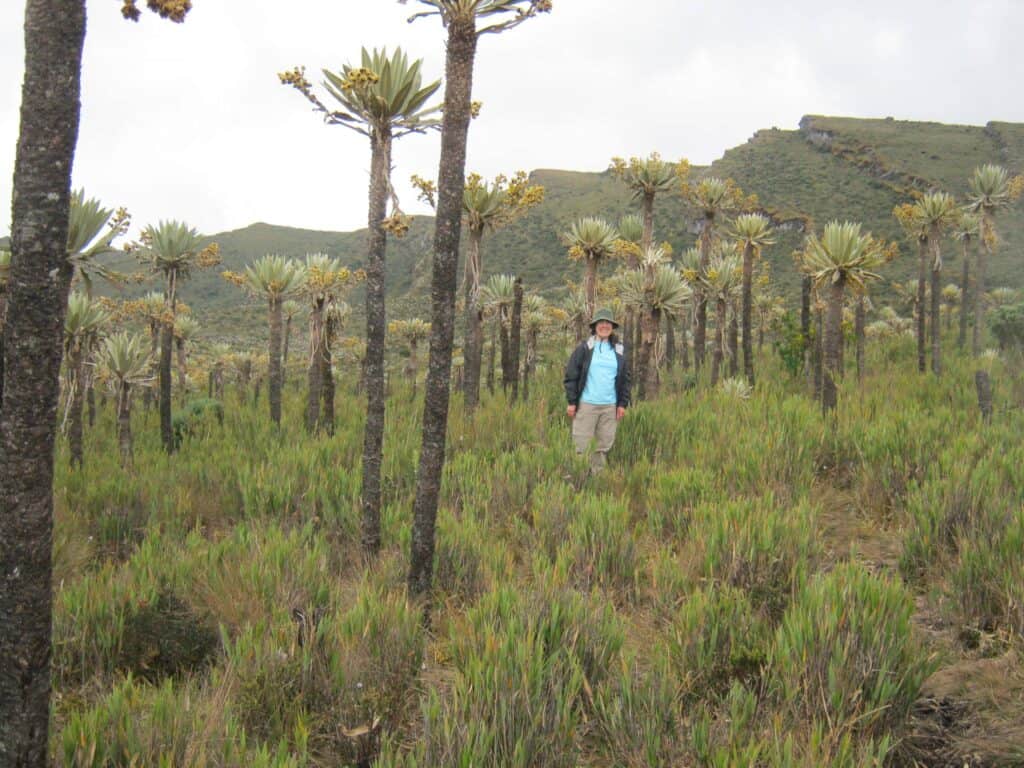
[581,340,618,405]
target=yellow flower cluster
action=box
[197,243,221,269]
[341,68,380,92]
[381,214,412,239]
[278,67,313,98]
[121,0,192,23]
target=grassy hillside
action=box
[91,114,1024,340]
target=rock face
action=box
[799,115,834,148]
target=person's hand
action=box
[567,405,576,419]
[616,407,626,421]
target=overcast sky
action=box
[2,1,1022,239]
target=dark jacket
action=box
[563,335,631,408]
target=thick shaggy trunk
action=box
[930,265,942,376]
[409,19,478,602]
[486,324,496,395]
[855,294,866,384]
[159,319,174,452]
[638,271,659,400]
[665,314,675,370]
[268,296,283,424]
[727,307,739,378]
[509,277,523,402]
[283,315,292,375]
[694,219,712,371]
[958,237,970,351]
[680,311,690,371]
[68,355,85,468]
[711,298,725,386]
[523,329,537,401]
[499,314,511,393]
[917,236,927,373]
[306,301,324,432]
[975,370,992,422]
[361,129,392,557]
[319,342,334,435]
[823,276,846,414]
[812,310,823,402]
[800,276,811,373]
[176,336,187,402]
[973,221,989,356]
[741,242,755,385]
[584,260,597,323]
[462,228,484,411]
[117,383,133,467]
[0,2,85,763]
[143,321,157,409]
[86,377,95,427]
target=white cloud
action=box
[1,0,1022,238]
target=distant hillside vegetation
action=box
[92,114,1023,341]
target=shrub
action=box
[588,651,685,767]
[56,676,271,768]
[951,507,1024,635]
[172,397,224,448]
[668,585,769,699]
[227,585,423,765]
[557,494,638,598]
[687,496,817,620]
[767,562,934,740]
[382,586,620,768]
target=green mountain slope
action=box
[92,114,1023,340]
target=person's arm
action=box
[617,350,631,410]
[564,345,583,417]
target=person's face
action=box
[594,320,613,339]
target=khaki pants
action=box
[572,402,618,473]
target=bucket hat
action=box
[589,308,619,329]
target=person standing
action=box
[563,308,630,474]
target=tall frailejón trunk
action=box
[268,295,283,424]
[583,259,597,321]
[409,19,478,602]
[638,269,658,400]
[822,275,846,415]
[929,225,942,377]
[509,276,523,402]
[143,320,157,409]
[523,328,537,402]
[117,383,133,467]
[812,310,823,402]
[694,217,712,371]
[680,310,690,371]
[160,319,174,452]
[86,377,95,427]
[176,335,187,402]
[463,227,484,412]
[710,297,725,386]
[855,294,866,383]
[741,242,755,385]
[486,323,496,395]
[361,128,392,557]
[320,340,334,435]
[958,236,970,351]
[1,2,85,763]
[917,236,927,373]
[159,269,177,453]
[68,355,85,468]
[972,218,989,356]
[800,275,811,374]
[727,308,739,379]
[282,314,292,385]
[499,312,511,393]
[664,314,675,370]
[306,300,324,432]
